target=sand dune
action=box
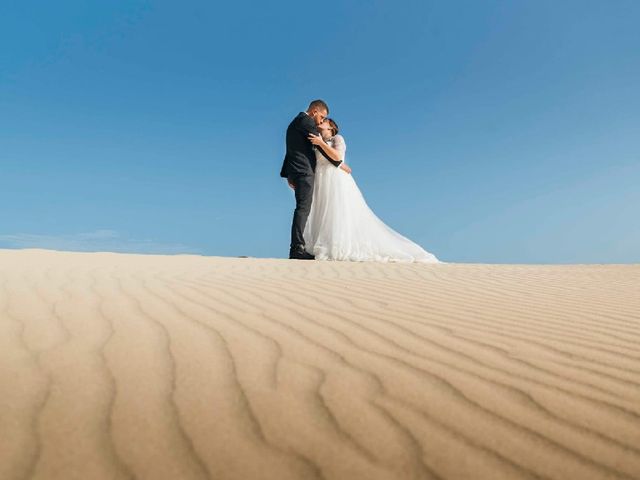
[0,248,639,480]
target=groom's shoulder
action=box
[287,111,304,127]
[294,111,308,122]
[290,112,314,131]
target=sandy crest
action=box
[0,248,639,480]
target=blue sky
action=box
[1,0,638,263]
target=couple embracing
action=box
[280,99,439,263]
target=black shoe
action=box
[289,246,315,260]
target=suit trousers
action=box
[288,174,314,249]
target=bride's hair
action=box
[326,118,339,136]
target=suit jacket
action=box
[280,112,341,178]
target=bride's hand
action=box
[308,134,324,146]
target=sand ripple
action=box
[0,249,639,480]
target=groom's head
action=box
[306,99,329,125]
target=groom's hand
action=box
[287,179,296,190]
[340,163,352,174]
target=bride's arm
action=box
[326,135,351,173]
[315,145,342,167]
[310,134,352,173]
[309,135,346,170]
[309,135,343,162]
[315,145,351,173]
[308,135,352,172]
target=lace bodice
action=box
[315,134,347,166]
[331,134,346,161]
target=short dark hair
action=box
[308,99,329,114]
[326,118,339,136]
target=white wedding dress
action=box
[303,135,440,263]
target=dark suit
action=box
[280,112,341,251]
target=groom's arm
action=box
[298,115,343,168]
[316,146,343,168]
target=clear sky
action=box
[1,0,638,263]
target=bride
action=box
[303,118,440,263]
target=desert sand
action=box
[0,248,639,480]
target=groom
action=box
[280,99,342,260]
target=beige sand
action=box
[0,248,639,480]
